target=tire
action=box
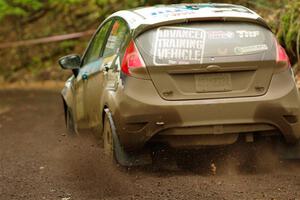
[103,114,115,162]
[102,110,152,167]
[66,108,76,135]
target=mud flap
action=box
[104,109,152,166]
[277,140,300,160]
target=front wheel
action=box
[66,107,76,135]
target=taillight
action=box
[121,40,145,76]
[276,41,290,67]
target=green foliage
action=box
[0,0,45,18]
[0,1,27,19]
[0,0,85,20]
[0,0,299,82]
[277,0,300,63]
[13,0,43,10]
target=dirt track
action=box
[1,90,300,200]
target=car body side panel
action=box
[61,76,75,110]
[81,18,131,133]
[61,76,83,130]
[82,59,105,129]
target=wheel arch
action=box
[101,93,119,131]
[102,104,109,127]
[62,96,68,125]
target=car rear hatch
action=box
[135,22,277,100]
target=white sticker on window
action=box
[154,27,206,65]
[207,31,235,40]
[236,30,260,38]
[234,44,268,55]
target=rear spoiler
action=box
[132,16,271,38]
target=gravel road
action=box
[1,90,300,200]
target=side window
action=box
[82,21,112,66]
[102,20,129,58]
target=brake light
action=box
[276,41,290,66]
[121,40,145,75]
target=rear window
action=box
[135,22,276,65]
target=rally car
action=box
[59,3,300,166]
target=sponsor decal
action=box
[234,44,268,55]
[150,7,197,17]
[148,5,250,17]
[236,30,260,38]
[146,5,217,18]
[154,27,206,65]
[207,31,235,40]
[137,4,253,21]
[149,5,214,16]
[213,7,251,13]
[185,4,214,10]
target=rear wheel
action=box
[103,114,115,162]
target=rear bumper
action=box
[113,69,300,150]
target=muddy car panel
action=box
[110,69,300,150]
[61,3,300,151]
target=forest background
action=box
[0,0,299,83]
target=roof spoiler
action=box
[133,16,271,38]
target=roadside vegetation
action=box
[0,0,299,82]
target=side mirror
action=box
[59,54,81,70]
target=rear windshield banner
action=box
[154,27,206,65]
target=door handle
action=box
[82,73,88,81]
